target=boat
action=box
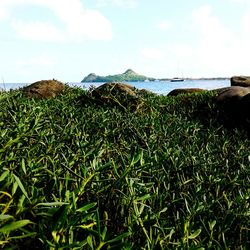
[170,77,185,82]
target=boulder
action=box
[137,88,155,96]
[23,79,65,99]
[240,93,250,121]
[216,86,250,128]
[216,86,250,104]
[210,87,231,94]
[231,76,250,87]
[90,82,143,110]
[167,88,204,96]
[92,82,136,98]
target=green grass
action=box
[0,87,250,249]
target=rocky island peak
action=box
[81,69,155,82]
[124,69,137,75]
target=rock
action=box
[167,88,204,96]
[137,88,155,96]
[23,79,65,99]
[231,76,250,87]
[92,82,136,98]
[210,87,231,94]
[216,86,250,104]
[216,86,250,128]
[240,93,250,121]
[91,82,143,110]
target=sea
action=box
[1,79,230,95]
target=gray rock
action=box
[210,87,231,94]
[240,93,250,121]
[216,86,250,129]
[231,76,250,87]
[216,86,250,103]
[167,88,204,96]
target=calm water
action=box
[2,79,230,95]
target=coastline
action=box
[1,78,230,95]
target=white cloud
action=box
[186,4,250,76]
[241,7,250,42]
[64,9,113,41]
[12,20,64,42]
[0,0,113,41]
[192,5,233,42]
[96,0,138,8]
[140,4,250,77]
[16,54,57,68]
[0,9,7,20]
[189,5,240,76]
[141,47,164,60]
[13,53,59,81]
[230,0,247,3]
[171,44,193,59]
[0,0,12,20]
[157,20,171,31]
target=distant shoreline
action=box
[159,77,230,81]
[81,69,230,83]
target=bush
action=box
[0,88,249,249]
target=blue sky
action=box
[0,0,250,82]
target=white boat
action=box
[170,77,185,82]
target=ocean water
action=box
[70,79,230,95]
[2,79,230,95]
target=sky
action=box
[0,0,250,83]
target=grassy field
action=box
[0,87,249,249]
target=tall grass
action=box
[0,87,249,249]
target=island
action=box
[81,69,155,82]
[81,69,230,83]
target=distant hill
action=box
[81,69,155,82]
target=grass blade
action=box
[0,220,33,233]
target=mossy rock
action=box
[90,82,144,110]
[231,76,250,87]
[167,88,204,96]
[23,79,65,99]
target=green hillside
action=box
[81,69,155,82]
